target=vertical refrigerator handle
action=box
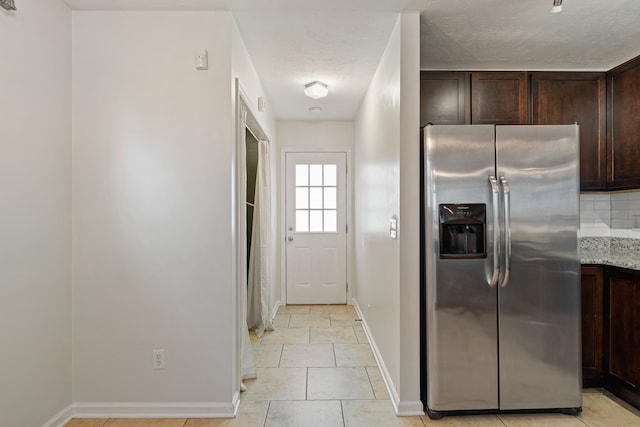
[488,176,500,287]
[500,176,511,288]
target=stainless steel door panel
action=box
[496,125,582,410]
[424,125,499,411]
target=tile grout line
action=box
[262,400,271,427]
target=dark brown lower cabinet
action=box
[581,265,604,386]
[605,267,640,409]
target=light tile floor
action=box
[66,304,640,427]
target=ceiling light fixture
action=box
[1,0,17,10]
[304,81,329,99]
[551,0,562,13]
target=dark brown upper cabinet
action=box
[607,56,640,189]
[530,72,606,191]
[420,72,470,126]
[471,72,528,124]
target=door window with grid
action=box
[295,163,337,232]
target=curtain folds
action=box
[247,139,274,336]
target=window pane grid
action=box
[294,162,338,233]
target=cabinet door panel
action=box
[531,72,606,191]
[420,72,469,126]
[608,59,640,189]
[609,272,638,387]
[581,266,603,380]
[471,72,528,124]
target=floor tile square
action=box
[252,344,283,367]
[278,305,310,314]
[309,304,350,314]
[280,343,336,367]
[103,420,186,427]
[578,392,640,427]
[265,400,344,427]
[307,367,374,400]
[342,400,425,427]
[65,420,108,427]
[272,313,290,328]
[289,313,331,328]
[260,327,309,344]
[241,367,307,401]
[335,343,377,367]
[330,312,361,327]
[366,366,389,399]
[497,413,586,426]
[421,414,505,426]
[354,325,368,343]
[310,326,358,344]
[184,400,269,426]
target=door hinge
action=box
[346,281,348,292]
[346,224,348,233]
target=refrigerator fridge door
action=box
[424,125,499,411]
[496,125,582,410]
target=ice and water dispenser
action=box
[439,204,486,259]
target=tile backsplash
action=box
[580,191,640,239]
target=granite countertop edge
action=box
[580,237,640,271]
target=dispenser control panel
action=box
[439,203,486,259]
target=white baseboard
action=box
[351,299,425,418]
[68,401,236,420]
[42,404,74,427]
[396,401,426,416]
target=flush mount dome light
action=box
[551,0,562,13]
[304,81,329,99]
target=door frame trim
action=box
[280,147,352,306]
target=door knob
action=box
[288,236,294,242]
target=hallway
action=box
[65,304,640,426]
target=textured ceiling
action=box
[64,0,640,121]
[420,0,640,71]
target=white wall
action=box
[72,11,236,412]
[353,13,422,415]
[232,20,278,318]
[276,121,355,303]
[0,0,72,426]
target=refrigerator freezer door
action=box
[424,125,499,411]
[496,125,582,410]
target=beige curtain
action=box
[247,139,274,336]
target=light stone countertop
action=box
[580,237,640,271]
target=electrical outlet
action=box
[152,349,165,370]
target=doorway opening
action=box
[234,79,274,398]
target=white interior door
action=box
[285,152,347,304]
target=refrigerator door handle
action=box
[499,176,511,288]
[488,176,500,287]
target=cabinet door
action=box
[530,72,606,191]
[420,72,470,126]
[581,265,604,383]
[471,72,528,124]
[607,57,640,189]
[608,270,639,388]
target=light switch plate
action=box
[390,217,398,239]
[195,51,208,70]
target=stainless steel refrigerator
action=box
[422,124,582,419]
